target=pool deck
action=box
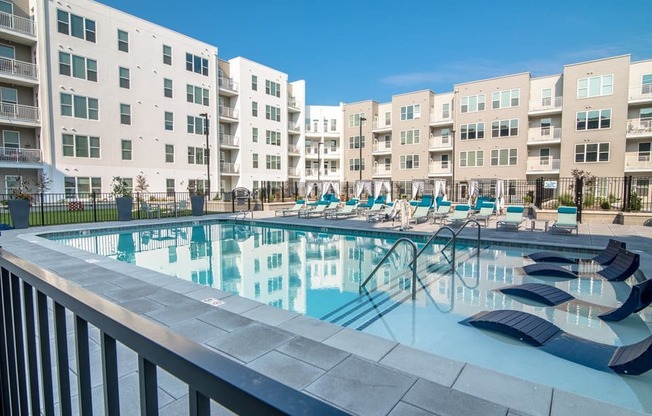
[1,211,651,416]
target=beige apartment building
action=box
[343,54,652,204]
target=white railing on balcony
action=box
[322,147,339,156]
[288,122,300,132]
[373,142,392,153]
[288,96,300,108]
[626,118,652,136]
[287,145,299,154]
[529,96,563,112]
[372,120,391,130]
[528,127,562,143]
[0,12,35,37]
[429,135,452,149]
[429,114,453,124]
[218,77,238,92]
[526,157,560,172]
[288,167,301,176]
[218,105,238,119]
[219,134,239,147]
[0,146,42,164]
[629,85,652,101]
[428,162,452,175]
[373,166,392,175]
[0,102,39,122]
[220,162,240,174]
[305,168,318,177]
[625,153,652,170]
[0,57,37,80]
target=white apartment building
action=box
[304,105,343,186]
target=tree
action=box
[135,174,149,193]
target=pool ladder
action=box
[359,219,482,300]
[234,210,252,220]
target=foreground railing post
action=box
[54,302,72,416]
[138,356,158,416]
[101,332,120,416]
[189,387,209,416]
[75,316,92,415]
[22,282,40,416]
[36,292,55,416]
[1,268,18,416]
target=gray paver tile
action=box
[278,315,343,342]
[388,401,437,416]
[380,344,464,387]
[247,350,325,389]
[205,323,295,363]
[168,317,228,344]
[305,356,416,416]
[323,327,398,362]
[215,294,263,314]
[145,299,214,326]
[242,304,299,326]
[453,364,552,416]
[119,297,166,315]
[550,389,649,416]
[276,336,349,370]
[196,307,255,332]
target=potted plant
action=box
[8,178,34,229]
[112,176,133,221]
[188,183,205,216]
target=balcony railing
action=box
[373,143,392,153]
[373,166,392,175]
[526,157,560,172]
[288,167,301,176]
[0,146,42,164]
[221,162,240,174]
[288,122,300,132]
[288,96,300,108]
[430,114,453,124]
[0,11,35,37]
[218,76,238,92]
[0,102,39,122]
[429,135,452,149]
[529,96,563,112]
[219,134,239,147]
[0,57,37,80]
[625,153,652,170]
[305,168,318,177]
[428,162,452,175]
[219,106,238,119]
[288,145,300,154]
[372,120,391,130]
[528,127,562,143]
[629,85,652,101]
[626,118,652,136]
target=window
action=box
[164,112,173,131]
[441,154,449,168]
[186,84,209,106]
[266,155,281,170]
[119,67,130,89]
[162,45,172,65]
[2,130,18,148]
[461,94,485,113]
[399,155,420,169]
[490,148,517,166]
[265,80,281,97]
[164,79,173,98]
[442,103,450,119]
[57,10,96,42]
[541,88,552,106]
[265,105,281,121]
[400,129,420,145]
[252,101,258,117]
[323,119,328,132]
[64,177,101,197]
[252,153,258,168]
[460,150,484,167]
[185,53,208,76]
[251,75,258,91]
[187,146,207,165]
[348,136,365,149]
[539,148,550,165]
[252,127,258,143]
[186,116,206,135]
[348,158,365,172]
[576,109,611,130]
[441,128,450,143]
[58,52,97,81]
[165,144,174,163]
[384,112,391,125]
[638,143,651,162]
[541,118,551,136]
[120,104,131,125]
[491,119,519,137]
[492,89,520,109]
[577,74,613,98]
[400,104,421,120]
[331,119,337,131]
[348,113,366,127]
[460,123,485,140]
[121,140,132,160]
[575,143,610,163]
[266,130,281,146]
[166,179,175,196]
[60,93,99,120]
[62,134,100,158]
[117,30,129,52]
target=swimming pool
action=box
[48,220,652,413]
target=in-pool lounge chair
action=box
[550,206,579,234]
[472,201,496,228]
[444,205,470,227]
[326,199,359,219]
[430,201,451,225]
[275,200,305,217]
[527,239,625,265]
[496,206,524,230]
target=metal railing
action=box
[0,57,38,80]
[529,96,563,112]
[220,162,239,173]
[0,250,346,415]
[526,157,560,172]
[0,147,42,164]
[359,238,418,299]
[219,133,239,147]
[0,11,35,36]
[288,96,300,108]
[218,76,238,92]
[626,118,652,136]
[429,136,452,149]
[629,86,652,101]
[218,105,238,119]
[528,127,562,142]
[429,114,453,124]
[288,122,301,132]
[0,102,39,122]
[428,162,452,175]
[373,143,392,153]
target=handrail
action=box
[359,237,418,300]
[438,219,482,255]
[234,210,252,220]
[415,226,456,258]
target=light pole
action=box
[359,116,366,182]
[317,141,323,183]
[199,112,210,212]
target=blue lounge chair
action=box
[527,239,625,265]
[551,206,578,234]
[409,205,432,225]
[472,202,495,227]
[496,206,524,230]
[275,200,305,217]
[326,199,359,219]
[430,201,452,224]
[445,205,470,227]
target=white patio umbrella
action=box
[495,180,505,214]
[434,179,447,202]
[355,180,371,199]
[411,180,425,200]
[468,180,479,206]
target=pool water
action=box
[49,221,652,413]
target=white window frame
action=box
[574,142,610,163]
[576,109,611,131]
[491,89,520,109]
[577,74,613,98]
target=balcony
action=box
[288,122,301,132]
[218,105,238,122]
[373,142,392,154]
[288,96,301,112]
[626,118,652,138]
[288,145,300,155]
[624,153,652,172]
[0,103,39,126]
[220,162,240,174]
[372,120,391,132]
[0,57,38,85]
[429,135,452,151]
[218,77,238,96]
[219,134,239,148]
[0,11,36,43]
[528,97,563,114]
[428,162,452,175]
[373,166,392,177]
[305,147,318,157]
[526,157,560,173]
[0,146,42,166]
[629,85,652,103]
[429,114,453,126]
[288,167,301,177]
[322,147,340,158]
[527,127,562,145]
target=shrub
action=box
[583,194,595,208]
[557,193,574,206]
[630,192,642,211]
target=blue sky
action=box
[97,0,651,106]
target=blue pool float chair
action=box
[527,239,625,265]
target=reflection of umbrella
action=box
[495,180,505,214]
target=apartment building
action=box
[304,104,342,185]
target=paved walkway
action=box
[1,212,651,416]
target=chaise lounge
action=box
[527,239,625,265]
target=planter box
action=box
[116,197,133,221]
[190,195,205,216]
[8,199,30,229]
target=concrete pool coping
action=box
[1,212,650,416]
